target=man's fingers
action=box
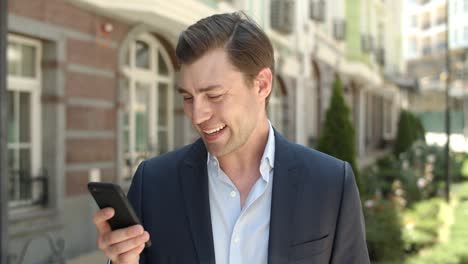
[114,243,145,263]
[93,208,114,233]
[108,232,149,257]
[102,225,144,246]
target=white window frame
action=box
[121,33,174,180]
[7,34,42,208]
[268,77,285,134]
[383,99,393,140]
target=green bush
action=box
[316,77,360,187]
[394,110,426,157]
[402,198,442,253]
[403,182,468,264]
[361,155,422,206]
[429,146,465,184]
[365,199,405,262]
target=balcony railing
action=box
[9,169,48,209]
[271,0,295,34]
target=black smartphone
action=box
[88,182,151,248]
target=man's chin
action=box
[204,142,229,158]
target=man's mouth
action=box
[203,124,227,135]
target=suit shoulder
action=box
[137,144,196,182]
[288,141,345,168]
[144,144,192,166]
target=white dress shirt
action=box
[208,123,275,264]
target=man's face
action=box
[177,48,266,157]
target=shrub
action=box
[316,77,360,187]
[394,110,426,157]
[365,199,405,262]
[402,182,468,264]
[402,198,442,253]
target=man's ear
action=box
[254,68,273,100]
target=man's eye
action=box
[183,96,193,102]
[208,94,223,100]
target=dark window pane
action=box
[19,92,30,142]
[8,149,17,201]
[158,51,169,75]
[21,44,36,78]
[19,148,31,174]
[135,83,150,152]
[158,83,168,126]
[135,40,150,69]
[158,131,168,154]
[122,81,130,154]
[19,148,31,200]
[7,91,17,143]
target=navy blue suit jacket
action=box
[127,131,370,263]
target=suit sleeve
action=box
[127,161,148,264]
[330,162,370,264]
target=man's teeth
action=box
[204,125,226,134]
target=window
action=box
[465,0,468,12]
[7,35,43,208]
[464,26,468,41]
[268,77,285,134]
[383,100,393,138]
[410,39,418,54]
[121,34,174,180]
[411,15,418,27]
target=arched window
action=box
[121,33,174,179]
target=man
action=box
[93,12,370,264]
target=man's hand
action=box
[93,208,150,264]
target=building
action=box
[5,0,403,261]
[403,0,468,138]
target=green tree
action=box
[394,110,426,157]
[317,77,360,187]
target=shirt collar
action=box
[207,121,276,182]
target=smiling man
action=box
[93,12,370,264]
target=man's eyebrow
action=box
[176,85,223,94]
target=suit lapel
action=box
[268,132,303,264]
[180,139,215,264]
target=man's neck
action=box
[217,118,270,181]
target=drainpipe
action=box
[0,0,9,262]
[444,0,451,202]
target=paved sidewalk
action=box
[67,250,107,264]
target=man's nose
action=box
[191,99,211,125]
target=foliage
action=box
[316,77,360,186]
[360,154,423,207]
[364,199,405,262]
[402,198,443,253]
[394,110,426,157]
[402,182,468,264]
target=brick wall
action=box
[10,0,131,196]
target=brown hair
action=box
[176,12,275,103]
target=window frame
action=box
[7,34,43,209]
[268,77,285,134]
[120,33,175,180]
